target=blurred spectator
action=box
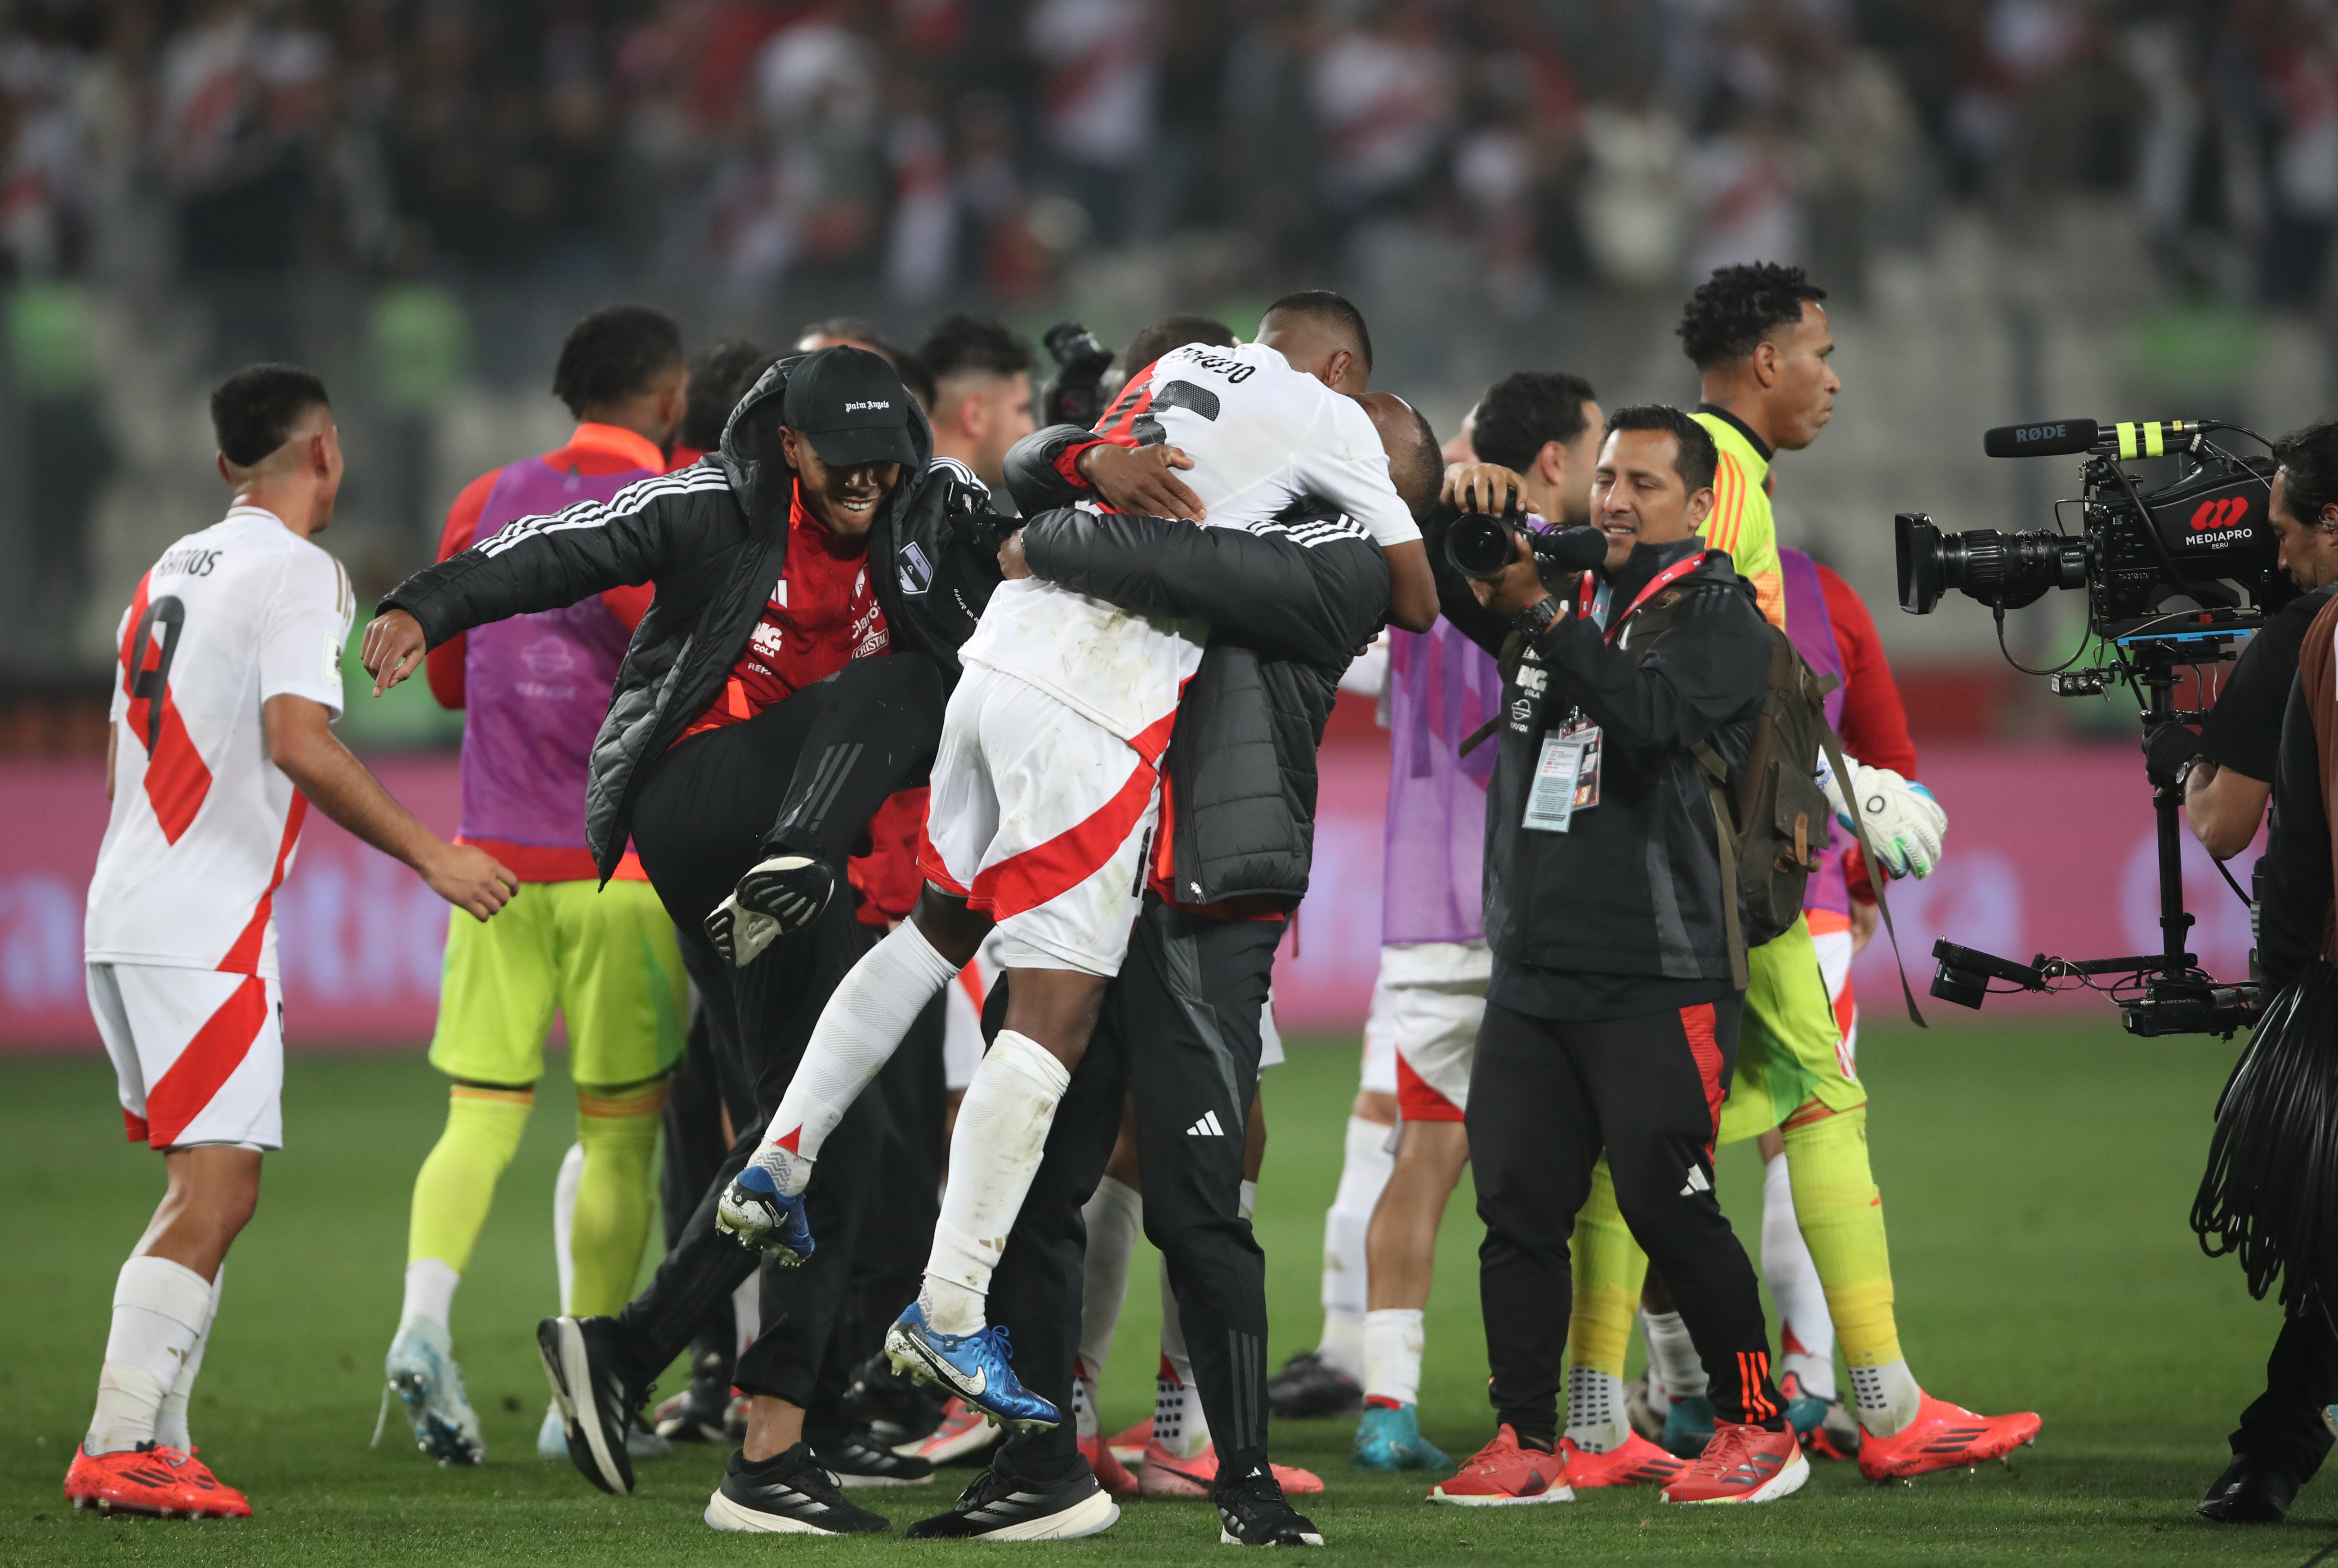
[9,277,111,655]
[1025,0,1160,244]
[1311,6,1454,224]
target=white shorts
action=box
[1376,940,1491,1121]
[1811,925,1858,1078]
[920,665,1162,977]
[1259,988,1285,1070]
[89,962,283,1150]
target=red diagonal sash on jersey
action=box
[119,572,214,844]
[215,794,310,976]
[143,975,270,1148]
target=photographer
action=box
[2197,419,2338,1525]
[1424,405,1803,1506]
[2151,450,2338,863]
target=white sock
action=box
[1153,1354,1210,1458]
[153,1267,223,1452]
[399,1257,460,1337]
[1076,1177,1142,1418]
[920,1029,1071,1336]
[1317,1114,1395,1379]
[1643,1310,1708,1400]
[1849,1359,1922,1438]
[759,920,964,1193]
[87,1256,213,1455]
[1072,1360,1100,1439]
[1363,1307,1425,1409]
[553,1140,584,1314]
[1759,1151,1837,1401]
[732,1272,759,1359]
[1564,1364,1628,1454]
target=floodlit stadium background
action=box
[0,0,2313,1038]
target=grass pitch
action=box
[2,1017,2328,1565]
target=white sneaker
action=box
[385,1320,485,1466]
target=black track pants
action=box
[1467,996,1784,1444]
[660,1001,748,1380]
[843,993,950,1368]
[2233,1309,2338,1483]
[609,655,943,1410]
[990,898,1284,1485]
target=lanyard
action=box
[1577,551,1709,645]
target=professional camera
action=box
[1040,321,1115,429]
[1445,503,1608,582]
[1900,416,2285,1039]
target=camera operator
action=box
[2149,453,2338,863]
[2196,419,2338,1525]
[1423,405,1803,1506]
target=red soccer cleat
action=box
[1078,1431,1139,1497]
[64,1443,251,1518]
[1106,1417,1151,1469]
[1560,1431,1687,1489]
[896,1397,1002,1466]
[1137,1439,1324,1497]
[1856,1391,2041,1482]
[1427,1425,1574,1506]
[1661,1421,1809,1505]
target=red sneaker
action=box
[1136,1439,1324,1497]
[1427,1425,1574,1506]
[897,1397,1001,1466]
[1560,1431,1687,1489]
[1661,1421,1809,1504]
[1078,1431,1139,1497]
[1107,1417,1151,1468]
[64,1443,251,1518]
[1856,1391,2041,1482]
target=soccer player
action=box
[917,315,1038,497]
[366,344,1003,1534]
[1566,263,2035,1482]
[66,365,517,1519]
[718,292,1438,1435]
[383,305,693,1469]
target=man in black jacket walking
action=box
[361,346,1005,1533]
[1424,404,1804,1507]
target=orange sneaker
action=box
[1856,1392,2040,1482]
[896,1397,1001,1466]
[64,1443,251,1518]
[1137,1439,1323,1497]
[1107,1417,1151,1469]
[1660,1421,1809,1504]
[1560,1431,1687,1489]
[1427,1425,1573,1506]
[1078,1432,1139,1497]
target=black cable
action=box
[2193,961,2338,1304]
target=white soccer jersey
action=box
[85,507,354,978]
[958,340,1421,745]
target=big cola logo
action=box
[2188,496,2250,532]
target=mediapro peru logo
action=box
[2188,496,2249,533]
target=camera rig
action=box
[1896,418,2288,1038]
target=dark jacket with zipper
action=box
[380,354,1004,880]
[1006,426,1389,906]
[1436,530,1770,980]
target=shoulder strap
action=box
[1819,722,1928,1028]
[1701,767,1751,990]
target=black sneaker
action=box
[652,1352,736,1444]
[847,1350,946,1448]
[905,1463,1119,1541]
[537,1315,651,1496]
[1265,1351,1361,1419]
[812,1426,937,1488]
[2199,1456,2300,1523]
[1215,1469,1325,1547]
[703,1443,891,1535]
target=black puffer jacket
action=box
[381,355,1004,879]
[1438,533,1770,979]
[1008,426,1389,904]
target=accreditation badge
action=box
[1522,734,1588,833]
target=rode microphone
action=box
[1984,418,2232,460]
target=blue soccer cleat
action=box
[883,1302,1061,1434]
[1351,1401,1449,1471]
[1662,1393,1717,1460]
[716,1161,814,1264]
[383,1320,486,1466]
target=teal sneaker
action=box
[384,1319,485,1466]
[1661,1394,1716,1460]
[1350,1402,1450,1471]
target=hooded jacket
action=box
[380,354,1004,880]
[1005,426,1390,905]
[1435,527,1770,980]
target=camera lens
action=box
[1898,512,2087,615]
[1448,513,1520,580]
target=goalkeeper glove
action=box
[1821,762,1946,879]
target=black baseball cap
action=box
[782,345,917,468]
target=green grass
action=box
[1,1020,2328,1564]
